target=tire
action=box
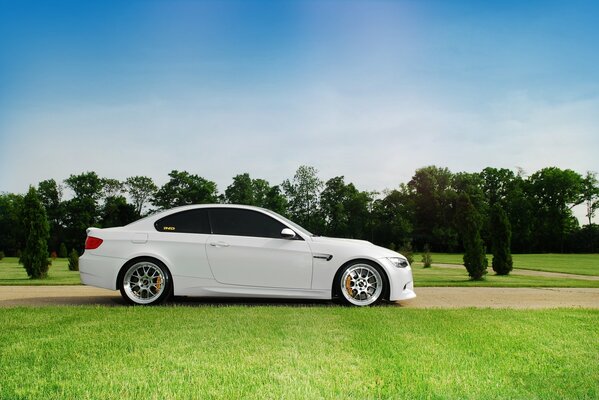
[337,261,386,306]
[119,258,172,305]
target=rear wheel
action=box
[338,261,385,306]
[119,259,171,305]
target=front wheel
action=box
[120,259,172,305]
[338,261,386,306]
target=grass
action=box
[0,307,597,399]
[0,257,81,285]
[412,266,599,287]
[414,253,599,276]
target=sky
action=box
[1,0,598,209]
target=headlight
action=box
[387,257,409,268]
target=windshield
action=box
[263,209,313,237]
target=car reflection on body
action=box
[80,204,416,306]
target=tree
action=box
[0,193,24,256]
[490,204,513,275]
[101,178,123,199]
[68,249,79,271]
[20,187,50,279]
[38,179,64,253]
[319,176,371,239]
[125,176,158,216]
[58,243,68,258]
[224,174,289,215]
[580,171,599,225]
[528,167,583,252]
[100,196,138,227]
[152,170,218,210]
[63,172,104,252]
[456,193,487,280]
[371,186,413,248]
[408,166,457,251]
[281,166,324,233]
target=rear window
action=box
[154,209,210,234]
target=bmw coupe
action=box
[80,204,416,306]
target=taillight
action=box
[85,236,103,250]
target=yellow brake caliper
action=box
[345,275,353,297]
[156,276,162,292]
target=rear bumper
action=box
[79,253,125,291]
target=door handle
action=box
[209,241,230,247]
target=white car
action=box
[80,204,416,306]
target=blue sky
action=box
[1,0,598,204]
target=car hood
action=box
[309,236,405,259]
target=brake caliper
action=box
[156,276,162,291]
[345,275,353,296]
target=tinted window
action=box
[209,208,288,238]
[154,209,210,234]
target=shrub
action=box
[0,250,4,260]
[421,244,432,268]
[50,251,58,260]
[20,187,50,279]
[68,249,79,271]
[58,243,68,258]
[456,194,487,280]
[399,241,414,265]
[490,204,513,275]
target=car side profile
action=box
[80,204,416,306]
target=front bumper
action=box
[378,258,417,301]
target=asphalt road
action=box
[1,286,598,308]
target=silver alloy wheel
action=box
[340,263,384,306]
[123,262,167,305]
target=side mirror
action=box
[281,228,296,239]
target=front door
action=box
[205,208,313,289]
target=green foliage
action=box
[0,193,24,256]
[224,173,288,215]
[408,166,457,251]
[580,171,599,225]
[20,186,51,279]
[421,244,432,268]
[399,241,414,265]
[456,194,488,280]
[0,250,4,260]
[281,165,324,233]
[125,176,158,216]
[490,204,513,275]
[152,170,218,210]
[528,167,584,252]
[58,243,68,258]
[100,196,137,228]
[319,176,372,239]
[68,249,79,271]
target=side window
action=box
[209,208,289,239]
[154,209,210,234]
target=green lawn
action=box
[412,266,599,287]
[0,257,81,285]
[415,253,599,276]
[0,307,596,399]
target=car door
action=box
[205,208,313,289]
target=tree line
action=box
[1,165,598,260]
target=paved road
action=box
[1,286,598,308]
